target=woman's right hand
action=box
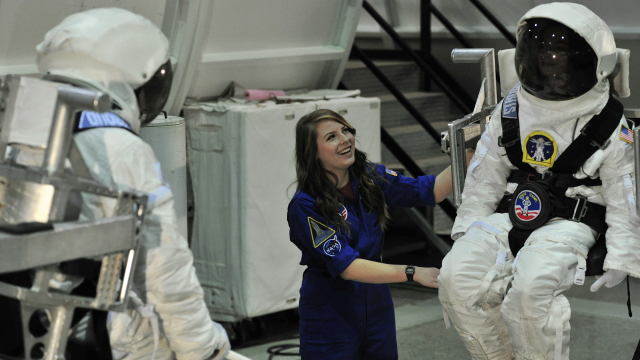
[414,267,440,288]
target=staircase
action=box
[340,60,455,239]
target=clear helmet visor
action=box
[135,59,173,125]
[515,18,598,101]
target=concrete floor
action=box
[235,276,640,360]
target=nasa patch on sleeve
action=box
[323,235,342,256]
[386,168,397,176]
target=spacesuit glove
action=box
[590,269,628,292]
[209,322,231,360]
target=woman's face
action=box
[315,119,355,175]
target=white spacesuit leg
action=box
[439,213,515,360]
[501,238,582,360]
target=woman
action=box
[287,109,466,359]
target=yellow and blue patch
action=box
[308,217,336,248]
[522,131,557,167]
[386,168,398,177]
[620,125,634,144]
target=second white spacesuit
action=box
[438,3,639,360]
[33,8,229,360]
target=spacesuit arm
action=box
[371,163,436,207]
[109,136,223,360]
[598,118,640,278]
[451,109,512,239]
[287,197,360,278]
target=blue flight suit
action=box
[287,163,436,360]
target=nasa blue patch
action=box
[522,131,557,167]
[385,168,398,177]
[338,203,348,220]
[78,111,132,131]
[502,83,520,119]
[514,190,542,222]
[323,235,342,256]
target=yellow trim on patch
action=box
[522,131,557,168]
[308,217,336,248]
[386,168,398,176]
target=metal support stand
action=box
[442,49,498,206]
[0,75,147,360]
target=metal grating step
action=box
[383,154,454,235]
[378,91,449,128]
[342,60,422,97]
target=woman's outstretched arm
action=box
[340,258,439,288]
[433,148,475,203]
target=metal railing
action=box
[349,0,516,241]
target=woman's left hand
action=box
[414,267,440,288]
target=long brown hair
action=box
[294,109,390,232]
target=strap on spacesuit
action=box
[74,111,136,134]
[506,170,602,187]
[502,194,607,255]
[128,292,160,360]
[499,86,623,175]
[498,84,535,174]
[497,85,622,257]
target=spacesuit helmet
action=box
[514,3,617,102]
[36,8,172,133]
[515,18,597,101]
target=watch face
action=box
[406,266,415,275]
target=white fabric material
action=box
[127,292,160,360]
[590,269,628,292]
[75,128,222,360]
[442,4,640,359]
[210,323,230,360]
[440,216,577,360]
[623,174,638,218]
[35,8,170,133]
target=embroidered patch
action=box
[620,124,634,144]
[386,168,398,176]
[338,203,348,220]
[78,111,132,130]
[514,190,541,222]
[323,235,342,256]
[522,131,557,167]
[308,218,336,248]
[502,83,520,119]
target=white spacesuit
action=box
[438,3,639,360]
[33,8,229,360]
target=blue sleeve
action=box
[287,198,360,278]
[372,164,436,208]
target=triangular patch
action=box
[307,217,336,248]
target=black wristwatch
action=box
[405,265,415,282]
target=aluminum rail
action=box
[447,107,495,206]
[43,86,110,176]
[451,48,497,107]
[634,121,640,215]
